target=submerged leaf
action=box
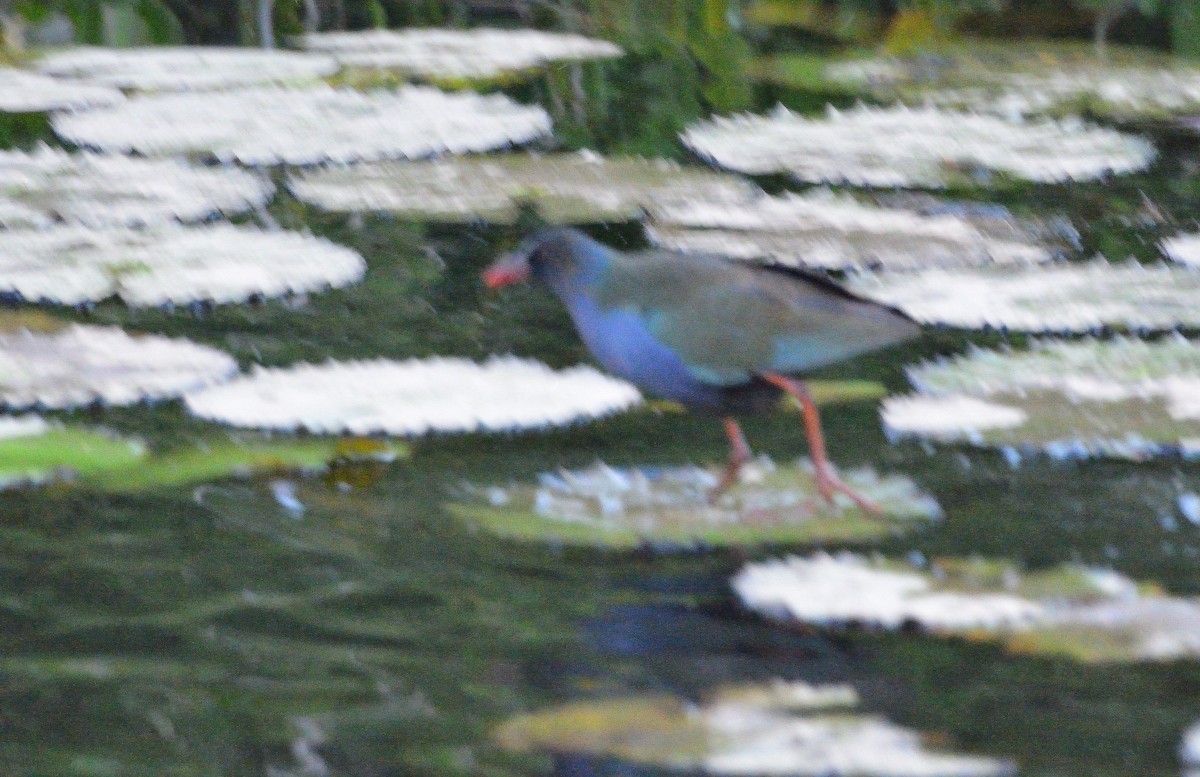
[494,681,1014,776]
[450,456,940,549]
[289,152,756,224]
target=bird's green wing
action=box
[594,251,918,385]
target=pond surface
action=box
[5,53,1200,777]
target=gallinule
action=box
[484,227,919,510]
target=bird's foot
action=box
[707,459,746,505]
[814,467,882,514]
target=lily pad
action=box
[735,552,1200,662]
[494,680,1014,776]
[295,28,622,82]
[847,261,1200,333]
[681,104,1154,188]
[0,324,237,410]
[0,146,273,228]
[0,223,366,307]
[818,42,1200,120]
[183,356,642,435]
[0,69,125,114]
[52,85,553,166]
[882,336,1200,458]
[35,46,339,91]
[0,415,401,492]
[647,188,1058,271]
[288,152,758,224]
[449,456,940,549]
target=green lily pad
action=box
[883,336,1200,458]
[736,552,1200,663]
[288,152,757,224]
[448,456,940,550]
[0,415,404,492]
[494,681,1014,776]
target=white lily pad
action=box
[1183,720,1200,777]
[52,85,552,166]
[35,46,339,91]
[0,324,237,410]
[183,356,641,435]
[735,552,1200,662]
[846,261,1200,333]
[494,680,1014,776]
[0,69,125,114]
[288,151,758,223]
[1159,232,1200,268]
[647,188,1057,271]
[296,28,621,81]
[0,223,366,307]
[449,455,940,549]
[882,336,1200,458]
[0,146,273,228]
[681,104,1154,188]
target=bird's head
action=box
[483,227,602,294]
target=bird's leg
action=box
[709,416,752,503]
[762,374,882,514]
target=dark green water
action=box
[5,58,1200,777]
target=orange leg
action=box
[709,416,752,502]
[762,374,881,513]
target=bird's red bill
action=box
[482,254,530,288]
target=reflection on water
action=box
[5,34,1200,777]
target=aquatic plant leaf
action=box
[288,152,757,224]
[681,104,1154,187]
[449,456,940,550]
[647,188,1058,271]
[52,85,553,166]
[820,42,1200,120]
[847,261,1200,333]
[0,146,272,228]
[183,356,642,435]
[0,68,124,113]
[735,552,1200,662]
[494,681,1014,776]
[295,28,622,81]
[0,325,237,410]
[883,336,1200,457]
[0,417,143,488]
[35,46,339,91]
[0,224,365,307]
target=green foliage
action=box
[1171,0,1200,57]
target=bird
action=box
[483,227,920,511]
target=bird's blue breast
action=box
[566,296,727,411]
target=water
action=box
[5,54,1200,777]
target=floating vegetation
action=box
[0,415,397,492]
[681,104,1154,188]
[0,224,365,307]
[0,146,272,228]
[647,188,1057,271]
[296,28,622,81]
[288,152,757,223]
[819,44,1200,120]
[35,46,340,91]
[847,261,1200,333]
[0,324,237,410]
[449,456,939,549]
[0,69,125,114]
[1159,231,1200,268]
[494,680,1015,776]
[882,336,1200,458]
[52,85,552,166]
[735,552,1200,662]
[183,356,642,435]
